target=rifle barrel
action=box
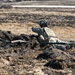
[42,42,75,45]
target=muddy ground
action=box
[0,8,75,75]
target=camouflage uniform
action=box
[32,20,69,50]
[32,27,61,44]
[32,26,68,50]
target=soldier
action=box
[32,20,72,50]
[32,20,62,44]
[32,20,69,50]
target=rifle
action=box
[4,39,75,48]
[10,40,75,46]
[41,41,75,47]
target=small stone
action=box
[8,56,13,61]
[1,58,9,65]
[0,62,5,67]
[33,67,44,75]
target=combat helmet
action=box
[39,20,48,27]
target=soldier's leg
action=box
[49,37,68,50]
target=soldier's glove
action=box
[45,38,49,41]
[32,27,34,30]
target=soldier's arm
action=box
[32,27,42,34]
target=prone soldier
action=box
[32,20,71,50]
[32,20,63,44]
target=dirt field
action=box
[0,8,75,75]
[0,8,75,40]
[1,0,75,5]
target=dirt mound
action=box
[44,49,75,69]
[37,45,75,69]
[0,30,39,48]
[0,30,75,75]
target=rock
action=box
[0,62,5,67]
[1,58,9,65]
[33,67,44,75]
[6,56,13,61]
[0,69,9,75]
[44,68,72,75]
[19,69,27,75]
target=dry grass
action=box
[0,9,75,16]
[0,22,38,35]
[0,22,75,41]
[52,26,75,41]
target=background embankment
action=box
[0,8,75,40]
[0,8,75,27]
[1,0,75,5]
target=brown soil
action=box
[0,8,75,75]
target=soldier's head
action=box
[39,20,48,28]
